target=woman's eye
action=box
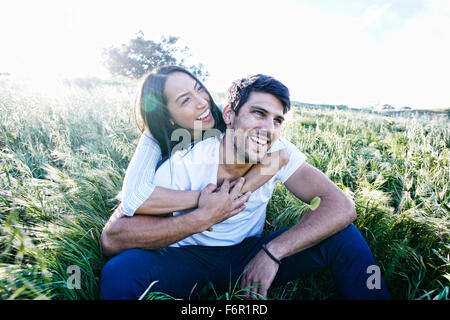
[182,97,190,105]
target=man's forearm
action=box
[100,208,208,257]
[266,194,356,261]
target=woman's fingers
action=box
[202,183,217,194]
[230,204,245,216]
[230,191,251,214]
[219,178,230,194]
[229,177,245,199]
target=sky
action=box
[1,0,449,109]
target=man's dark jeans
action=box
[99,224,390,300]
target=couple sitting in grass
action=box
[99,66,390,300]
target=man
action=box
[100,74,390,300]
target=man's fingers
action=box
[248,285,260,300]
[240,278,252,300]
[257,285,268,300]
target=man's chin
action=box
[245,152,266,165]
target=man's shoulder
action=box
[269,136,300,154]
[272,137,307,183]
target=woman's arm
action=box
[239,148,289,193]
[120,130,200,216]
[134,148,289,215]
[101,179,251,256]
[134,188,200,215]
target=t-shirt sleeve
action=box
[275,138,307,184]
[116,130,162,216]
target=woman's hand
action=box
[238,149,290,194]
[261,148,290,172]
[195,178,251,231]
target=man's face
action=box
[224,91,285,164]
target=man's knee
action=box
[326,224,375,260]
[100,249,151,300]
[326,225,390,299]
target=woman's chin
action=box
[203,118,215,130]
[193,118,215,130]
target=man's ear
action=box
[222,105,235,126]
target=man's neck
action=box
[217,133,253,184]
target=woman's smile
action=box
[196,108,212,122]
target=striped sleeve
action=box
[116,130,162,216]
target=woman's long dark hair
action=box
[134,65,226,161]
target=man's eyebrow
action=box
[249,106,285,121]
[249,105,268,113]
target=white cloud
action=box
[358,3,393,30]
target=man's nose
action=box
[260,117,275,135]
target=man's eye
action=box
[182,97,190,104]
[254,111,263,116]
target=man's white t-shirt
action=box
[153,134,307,247]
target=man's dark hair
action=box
[226,74,291,114]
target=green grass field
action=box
[0,78,448,300]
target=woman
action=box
[117,65,289,218]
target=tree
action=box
[102,31,209,81]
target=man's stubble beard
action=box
[232,132,264,165]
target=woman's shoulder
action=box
[141,129,157,142]
[138,129,161,152]
[142,128,154,139]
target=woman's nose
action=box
[195,94,208,109]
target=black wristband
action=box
[261,244,281,265]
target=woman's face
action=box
[164,71,215,137]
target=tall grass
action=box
[0,78,448,299]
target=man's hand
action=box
[240,248,280,299]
